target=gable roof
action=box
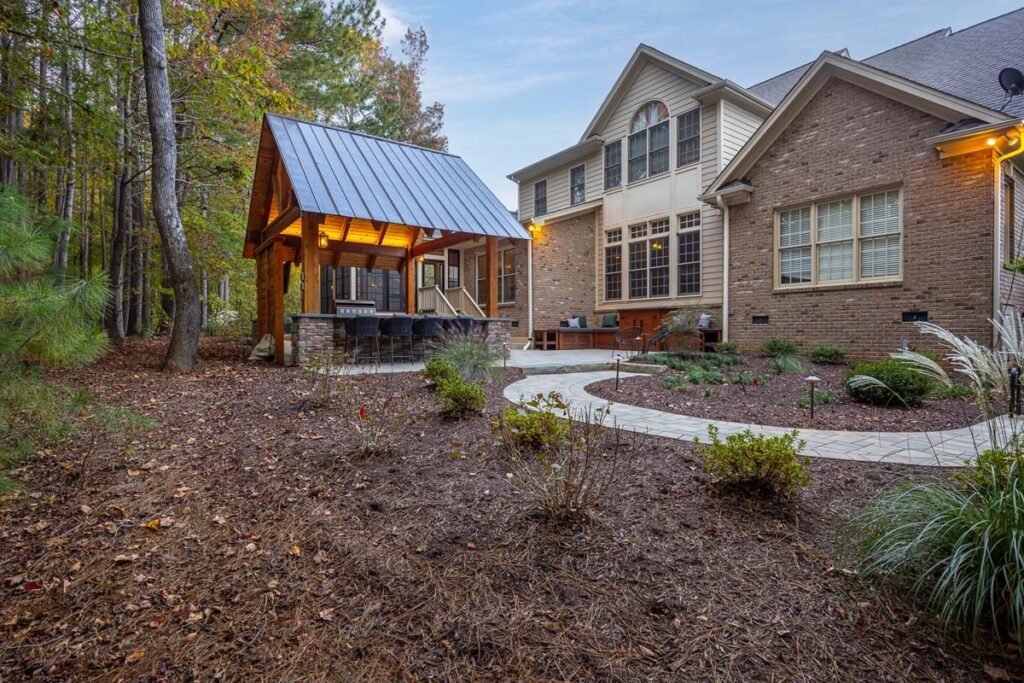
[748,49,849,105]
[704,51,1011,200]
[247,113,529,241]
[579,44,722,142]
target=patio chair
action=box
[380,316,414,363]
[344,315,381,364]
[614,325,644,359]
[412,316,446,360]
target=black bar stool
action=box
[380,316,414,363]
[344,316,381,364]
[413,317,446,360]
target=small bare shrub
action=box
[497,397,638,520]
[304,350,345,407]
[335,369,409,456]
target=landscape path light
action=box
[804,374,822,422]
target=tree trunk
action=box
[104,77,130,346]
[53,39,75,271]
[79,170,90,277]
[139,0,201,372]
[141,231,152,333]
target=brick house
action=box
[509,9,1024,357]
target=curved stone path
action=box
[505,370,1017,467]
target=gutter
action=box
[994,140,1024,341]
[526,238,534,350]
[714,196,730,343]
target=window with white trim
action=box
[604,141,621,190]
[677,211,701,295]
[626,218,671,299]
[628,101,669,183]
[604,242,622,300]
[533,180,547,216]
[776,190,901,287]
[570,165,585,205]
[499,249,516,303]
[677,108,700,167]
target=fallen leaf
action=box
[23,581,42,592]
[126,469,142,477]
[113,554,138,564]
[212,515,227,525]
[125,650,144,664]
[79,505,92,514]
[318,608,335,622]
[288,545,301,556]
[141,519,162,531]
[466,542,478,551]
[25,520,50,534]
[244,543,257,552]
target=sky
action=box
[376,0,1023,209]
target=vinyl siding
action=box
[720,99,763,167]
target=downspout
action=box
[526,237,534,350]
[715,195,730,343]
[993,140,1024,342]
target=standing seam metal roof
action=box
[265,113,529,240]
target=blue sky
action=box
[377,0,1022,209]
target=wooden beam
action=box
[332,250,342,268]
[410,231,474,258]
[301,212,321,313]
[280,236,405,260]
[405,249,416,314]
[485,236,498,317]
[340,216,352,242]
[256,204,301,254]
[272,240,285,365]
[367,222,390,271]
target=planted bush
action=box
[422,355,459,385]
[493,393,569,453]
[845,359,934,407]
[798,387,834,408]
[437,376,486,419]
[433,333,503,384]
[338,371,409,456]
[715,341,739,355]
[662,375,690,392]
[810,345,847,364]
[771,353,808,375]
[698,426,810,497]
[761,337,797,357]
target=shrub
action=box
[716,340,739,355]
[662,375,691,392]
[761,337,797,357]
[493,393,569,453]
[336,371,409,456]
[433,333,503,384]
[697,426,810,497]
[961,446,1024,490]
[845,359,934,407]
[422,355,459,385]
[437,376,486,419]
[500,403,638,520]
[843,465,1024,646]
[810,345,847,364]
[798,387,835,408]
[687,367,724,385]
[727,371,767,387]
[935,382,973,399]
[771,354,808,375]
[637,351,742,370]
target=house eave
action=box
[927,119,1024,158]
[691,80,774,118]
[507,137,605,183]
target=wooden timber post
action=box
[272,239,286,364]
[405,250,416,314]
[485,236,499,317]
[301,212,321,314]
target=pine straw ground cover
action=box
[588,355,984,433]
[0,339,1019,681]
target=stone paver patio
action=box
[505,370,1018,467]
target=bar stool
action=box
[344,316,381,364]
[380,316,414,363]
[413,317,446,360]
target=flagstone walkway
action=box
[504,370,1017,467]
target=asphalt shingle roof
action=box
[747,8,1024,117]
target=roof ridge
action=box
[945,6,1024,38]
[747,56,816,90]
[264,112,458,159]
[862,27,950,61]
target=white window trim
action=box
[533,180,547,217]
[604,140,622,190]
[569,164,586,206]
[498,247,516,304]
[628,101,671,185]
[677,212,702,297]
[626,217,671,300]
[676,106,701,169]
[774,189,903,291]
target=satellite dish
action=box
[999,67,1024,96]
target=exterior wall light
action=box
[318,231,329,249]
[987,137,998,146]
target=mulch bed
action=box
[588,355,986,432]
[0,338,1019,681]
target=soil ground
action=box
[589,355,985,432]
[0,339,1018,681]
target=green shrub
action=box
[961,447,1024,490]
[436,376,486,419]
[843,463,1024,646]
[771,354,808,375]
[433,333,503,384]
[715,341,739,355]
[494,393,569,453]
[662,375,691,392]
[810,345,847,364]
[798,387,835,408]
[697,426,811,497]
[422,355,459,385]
[638,351,742,370]
[761,337,797,357]
[726,371,765,386]
[845,359,934,407]
[687,367,725,385]
[935,382,973,399]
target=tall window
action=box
[355,268,406,312]
[628,101,669,182]
[677,107,701,167]
[570,165,586,205]
[626,218,670,299]
[499,249,516,303]
[604,237,622,301]
[678,211,701,295]
[447,248,460,289]
[475,254,486,303]
[777,190,902,287]
[533,180,547,216]
[604,140,621,189]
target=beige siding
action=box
[599,61,701,144]
[720,100,763,167]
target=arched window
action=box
[628,101,669,182]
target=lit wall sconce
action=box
[318,231,329,249]
[528,220,544,235]
[987,137,998,147]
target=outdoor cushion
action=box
[576,316,588,329]
[567,317,581,328]
[248,333,274,361]
[698,313,712,330]
[602,313,618,328]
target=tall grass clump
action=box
[844,316,1024,648]
[433,332,504,384]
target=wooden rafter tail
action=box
[367,221,391,270]
[256,204,301,254]
[410,231,472,258]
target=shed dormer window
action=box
[628,101,669,183]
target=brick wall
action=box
[531,212,597,329]
[728,77,996,360]
[462,239,529,332]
